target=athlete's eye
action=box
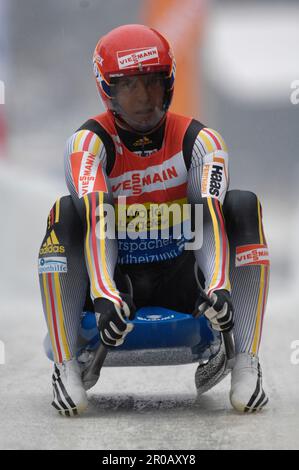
[114,77,137,92]
[144,75,163,87]
[119,78,132,88]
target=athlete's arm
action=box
[64,126,122,307]
[185,122,231,295]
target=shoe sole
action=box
[52,400,88,417]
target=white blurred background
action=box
[0,0,299,450]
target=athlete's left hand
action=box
[193,289,234,332]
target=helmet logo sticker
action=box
[117,47,159,70]
[97,55,104,66]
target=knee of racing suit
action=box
[223,190,262,245]
[38,195,84,258]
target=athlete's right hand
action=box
[94,294,136,347]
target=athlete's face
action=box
[112,73,165,132]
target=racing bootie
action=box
[230,352,268,413]
[51,358,88,416]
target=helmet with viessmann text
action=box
[92,24,176,132]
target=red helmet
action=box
[93,24,176,117]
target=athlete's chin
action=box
[132,110,163,131]
[134,111,155,123]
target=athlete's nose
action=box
[134,79,151,104]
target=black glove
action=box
[193,289,234,332]
[94,293,136,347]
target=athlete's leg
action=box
[38,196,88,362]
[223,189,270,412]
[38,195,89,415]
[223,190,270,355]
